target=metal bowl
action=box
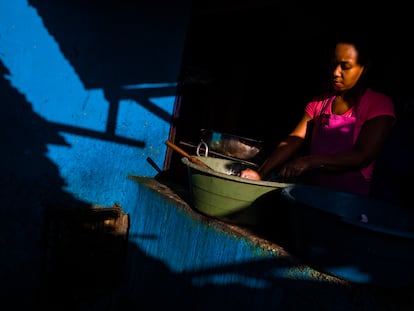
[200,129,264,162]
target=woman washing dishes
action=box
[240,32,396,196]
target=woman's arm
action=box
[240,113,311,180]
[279,115,395,178]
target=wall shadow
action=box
[0,58,93,300]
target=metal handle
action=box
[196,141,209,157]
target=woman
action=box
[240,34,396,196]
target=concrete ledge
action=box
[124,175,412,310]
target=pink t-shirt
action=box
[304,88,396,194]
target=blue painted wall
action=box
[1,0,190,204]
[0,0,191,298]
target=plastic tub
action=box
[182,156,293,225]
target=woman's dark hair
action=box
[334,30,372,68]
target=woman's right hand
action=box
[239,168,261,180]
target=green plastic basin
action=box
[182,156,293,225]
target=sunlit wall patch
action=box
[0,1,109,132]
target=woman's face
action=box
[331,43,365,92]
